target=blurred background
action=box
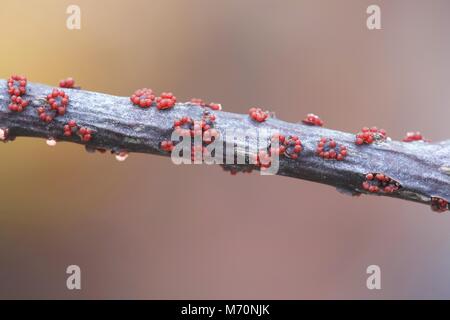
[0,0,449,299]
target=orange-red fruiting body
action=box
[156,92,177,110]
[302,113,324,126]
[59,77,75,88]
[355,127,387,145]
[362,173,401,193]
[248,107,269,123]
[130,88,155,108]
[431,197,449,213]
[316,137,348,160]
[403,131,425,142]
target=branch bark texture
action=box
[1,80,449,210]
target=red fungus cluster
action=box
[190,98,222,111]
[130,88,155,108]
[0,128,9,142]
[63,120,78,136]
[62,120,93,142]
[431,197,449,213]
[254,150,272,170]
[355,127,387,145]
[362,173,400,193]
[79,127,93,142]
[316,137,348,160]
[302,113,324,126]
[37,89,69,122]
[160,140,174,152]
[190,98,205,106]
[47,89,69,115]
[130,89,177,110]
[403,131,425,142]
[161,110,218,162]
[206,103,222,111]
[248,107,269,123]
[270,133,303,159]
[7,75,27,96]
[7,75,29,112]
[156,92,177,110]
[221,164,253,175]
[59,77,76,89]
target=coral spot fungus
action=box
[302,113,324,126]
[63,120,78,137]
[8,95,29,112]
[7,75,29,112]
[47,89,69,115]
[59,77,76,89]
[190,98,205,106]
[431,197,449,213]
[7,75,27,96]
[355,127,387,145]
[316,137,348,160]
[206,103,222,111]
[156,92,177,110]
[270,133,303,159]
[130,88,155,108]
[78,127,93,142]
[249,107,269,123]
[362,173,401,193]
[161,110,218,162]
[190,98,222,111]
[38,89,70,122]
[403,131,426,142]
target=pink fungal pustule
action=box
[78,127,93,142]
[431,197,449,213]
[249,107,269,123]
[59,77,76,88]
[362,173,401,193]
[206,103,222,111]
[355,127,387,145]
[403,131,426,142]
[63,120,78,137]
[130,88,155,108]
[163,110,218,159]
[46,89,69,116]
[190,98,205,106]
[156,92,177,110]
[38,89,70,122]
[316,137,348,160]
[190,98,223,111]
[7,75,27,96]
[0,128,9,141]
[8,95,29,112]
[160,140,174,152]
[302,113,324,126]
[254,150,272,170]
[174,116,194,137]
[270,134,303,159]
[221,165,253,175]
[7,75,29,113]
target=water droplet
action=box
[115,152,129,162]
[46,138,57,147]
[0,128,7,141]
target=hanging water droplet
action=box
[0,128,7,141]
[115,152,129,162]
[46,138,57,147]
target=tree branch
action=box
[1,79,449,211]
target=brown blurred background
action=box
[1,0,450,299]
